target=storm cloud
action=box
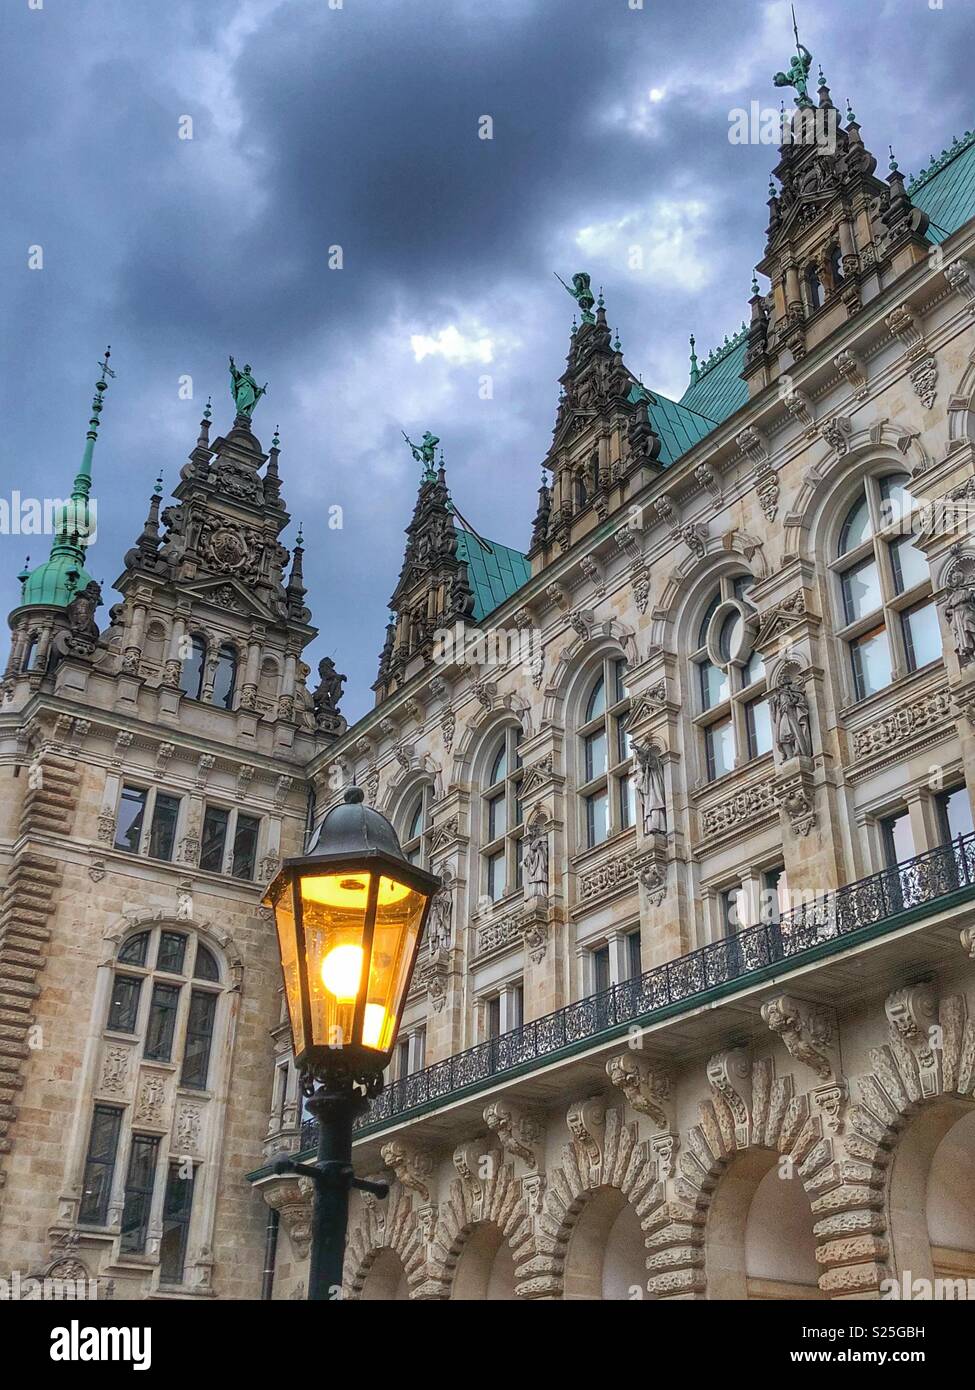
[2,0,972,717]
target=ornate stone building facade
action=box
[4,79,975,1300]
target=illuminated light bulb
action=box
[300,873,413,910]
[362,1003,388,1049]
[320,943,363,999]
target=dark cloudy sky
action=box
[2,0,972,720]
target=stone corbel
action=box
[261,1176,313,1259]
[631,844,668,908]
[380,1139,435,1202]
[773,764,817,837]
[565,1097,607,1183]
[483,1099,544,1168]
[736,426,778,521]
[811,1081,849,1136]
[706,1048,752,1148]
[453,1139,502,1221]
[961,925,975,960]
[834,347,868,400]
[694,462,722,508]
[944,259,975,313]
[518,901,549,964]
[885,305,938,409]
[784,388,816,439]
[605,1051,673,1130]
[761,994,838,1080]
[885,983,941,1100]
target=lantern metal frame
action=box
[263,786,440,1300]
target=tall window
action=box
[114,787,183,862]
[578,657,633,849]
[402,784,435,867]
[692,575,769,782]
[832,473,938,702]
[805,263,823,311]
[481,726,524,901]
[79,926,224,1279]
[198,805,261,878]
[211,644,238,710]
[180,635,207,701]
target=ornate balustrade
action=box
[295,833,975,1152]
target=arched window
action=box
[691,575,769,783]
[828,244,844,287]
[831,473,938,702]
[401,784,435,867]
[20,634,38,673]
[578,657,633,849]
[211,643,237,710]
[805,263,823,312]
[481,726,524,901]
[79,925,227,1286]
[180,634,207,701]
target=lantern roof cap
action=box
[307,785,406,863]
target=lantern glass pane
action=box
[270,877,305,1056]
[363,881,427,1054]
[299,872,372,1050]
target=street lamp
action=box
[263,785,440,1300]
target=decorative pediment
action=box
[180,575,281,622]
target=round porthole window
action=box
[705,598,757,671]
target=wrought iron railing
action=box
[297,833,975,1150]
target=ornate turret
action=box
[4,350,115,684]
[744,37,931,393]
[530,275,662,567]
[17,348,112,611]
[373,436,476,703]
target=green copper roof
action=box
[455,525,531,621]
[909,129,975,244]
[18,348,112,611]
[678,329,749,423]
[20,555,95,607]
[645,392,719,464]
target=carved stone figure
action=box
[944,577,975,666]
[66,580,102,642]
[313,657,346,716]
[428,870,453,953]
[523,812,549,897]
[635,740,666,834]
[769,675,812,759]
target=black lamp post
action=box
[263,786,440,1300]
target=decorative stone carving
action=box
[852,686,951,759]
[380,1139,434,1201]
[885,983,941,1099]
[427,866,453,952]
[944,258,975,312]
[761,994,835,1079]
[483,1099,543,1168]
[99,1046,129,1095]
[707,1048,753,1148]
[174,1104,203,1154]
[834,347,868,400]
[565,1098,606,1178]
[775,771,817,836]
[452,1139,501,1220]
[821,414,852,456]
[700,778,776,839]
[885,305,938,409]
[578,854,634,901]
[606,1052,672,1129]
[475,912,521,957]
[519,903,549,964]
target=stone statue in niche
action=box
[428,869,453,953]
[635,741,666,835]
[769,675,812,759]
[944,572,975,667]
[523,811,549,897]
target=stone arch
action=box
[448,703,521,787]
[521,1106,661,1299]
[648,534,767,652]
[783,419,932,565]
[424,1152,532,1299]
[834,985,975,1297]
[657,1054,835,1299]
[101,910,244,989]
[541,619,636,730]
[946,345,975,448]
[344,1186,427,1300]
